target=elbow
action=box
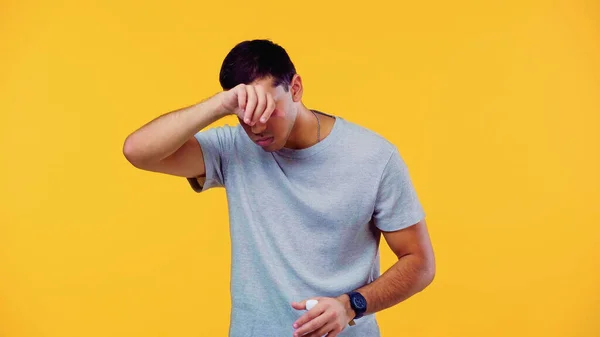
[423,261,436,288]
[122,135,147,168]
[411,253,435,291]
[420,254,436,289]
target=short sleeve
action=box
[187,125,236,192]
[372,149,425,232]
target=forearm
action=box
[123,94,227,164]
[338,253,435,317]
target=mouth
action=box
[254,137,274,147]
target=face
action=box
[239,75,303,152]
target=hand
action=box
[218,83,276,126]
[291,296,353,337]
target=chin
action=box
[260,145,279,152]
[260,141,282,152]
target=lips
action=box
[255,137,274,147]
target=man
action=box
[123,39,435,337]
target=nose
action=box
[251,122,267,134]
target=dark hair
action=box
[219,39,297,91]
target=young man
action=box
[123,39,435,337]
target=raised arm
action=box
[122,83,275,179]
[122,94,227,178]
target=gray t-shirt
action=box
[191,113,425,337]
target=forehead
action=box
[250,77,287,100]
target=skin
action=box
[291,220,435,337]
[122,73,435,337]
[224,75,335,152]
[122,74,333,178]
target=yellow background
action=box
[1,0,599,336]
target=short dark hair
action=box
[219,39,297,91]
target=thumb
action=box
[292,297,323,310]
[291,299,307,310]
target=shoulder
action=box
[206,122,243,136]
[336,117,399,161]
[195,123,244,144]
[339,118,395,145]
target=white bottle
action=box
[306,299,318,310]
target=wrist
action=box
[196,93,231,120]
[336,294,356,321]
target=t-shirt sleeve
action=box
[372,148,426,232]
[187,125,236,192]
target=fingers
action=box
[294,310,337,337]
[243,85,257,125]
[293,304,324,328]
[235,84,274,126]
[251,85,267,125]
[292,297,324,324]
[261,92,276,123]
[237,84,247,115]
[292,297,347,337]
[291,301,307,310]
[306,322,338,337]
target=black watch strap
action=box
[346,291,367,320]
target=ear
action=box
[290,74,303,102]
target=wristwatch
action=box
[346,291,367,321]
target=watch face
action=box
[352,295,367,309]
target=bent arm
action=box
[122,94,227,178]
[338,220,435,317]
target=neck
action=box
[285,105,322,150]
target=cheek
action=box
[267,118,288,137]
[271,108,286,118]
